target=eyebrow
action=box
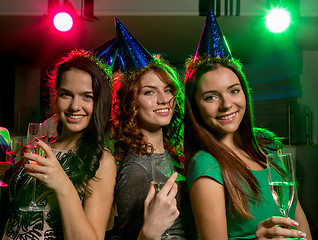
[141,85,171,89]
[201,83,241,96]
[58,88,94,95]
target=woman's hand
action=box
[256,217,307,239]
[22,139,71,194]
[139,172,179,240]
[0,161,13,176]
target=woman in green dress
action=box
[184,8,312,240]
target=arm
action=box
[0,129,11,175]
[24,140,117,240]
[189,176,228,240]
[0,162,12,176]
[294,200,312,239]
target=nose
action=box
[157,92,170,105]
[69,97,81,111]
[219,95,232,112]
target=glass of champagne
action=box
[19,123,48,212]
[0,139,21,187]
[266,153,295,218]
[151,155,175,240]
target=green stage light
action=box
[265,8,291,33]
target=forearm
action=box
[294,201,312,240]
[137,226,161,240]
[56,179,99,240]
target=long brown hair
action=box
[48,50,112,196]
[184,57,280,218]
[112,57,184,164]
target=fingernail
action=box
[291,220,299,226]
[35,138,39,142]
[298,232,306,238]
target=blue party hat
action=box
[195,7,232,60]
[115,17,153,72]
[90,37,118,69]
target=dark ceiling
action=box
[0,14,317,69]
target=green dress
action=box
[187,150,297,239]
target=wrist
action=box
[54,176,74,196]
[138,225,161,240]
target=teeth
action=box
[219,113,235,120]
[154,109,169,113]
[68,115,83,119]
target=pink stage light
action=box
[53,12,73,32]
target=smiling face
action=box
[56,68,94,137]
[136,70,175,133]
[195,66,246,140]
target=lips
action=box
[65,113,85,120]
[154,108,169,113]
[216,112,236,120]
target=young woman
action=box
[113,54,196,240]
[184,57,312,239]
[112,18,196,240]
[2,50,117,240]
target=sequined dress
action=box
[2,149,83,240]
[115,151,197,240]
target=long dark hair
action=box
[48,50,112,195]
[112,56,184,164]
[185,57,279,218]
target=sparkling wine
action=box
[154,182,165,193]
[25,145,44,168]
[269,181,294,217]
[26,145,45,157]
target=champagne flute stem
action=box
[32,178,37,203]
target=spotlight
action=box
[48,1,77,32]
[53,12,73,32]
[265,8,291,33]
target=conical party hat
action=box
[90,37,118,69]
[115,17,153,72]
[194,7,232,60]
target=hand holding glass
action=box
[266,153,295,218]
[19,123,48,212]
[151,156,175,240]
[152,157,174,193]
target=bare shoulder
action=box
[95,148,117,179]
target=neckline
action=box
[152,150,168,155]
[250,167,267,173]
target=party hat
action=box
[194,7,232,60]
[90,37,118,69]
[115,17,153,72]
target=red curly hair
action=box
[112,59,184,164]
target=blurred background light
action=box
[53,12,73,32]
[265,8,291,33]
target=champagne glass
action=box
[266,153,295,218]
[0,139,21,187]
[19,123,48,212]
[151,155,175,240]
[152,155,174,193]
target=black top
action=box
[115,151,197,240]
